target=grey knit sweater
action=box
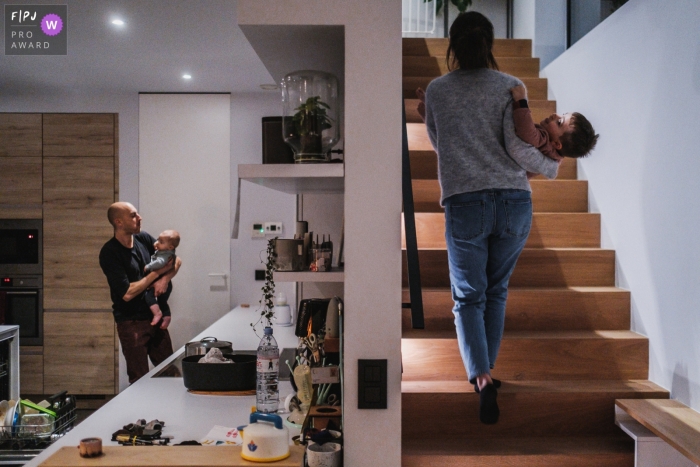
[425,68,559,205]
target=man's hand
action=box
[510,85,527,102]
[416,88,426,122]
[160,316,171,330]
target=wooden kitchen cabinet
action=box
[19,347,44,395]
[43,311,116,395]
[0,114,42,157]
[0,157,42,205]
[43,114,115,157]
[43,133,116,310]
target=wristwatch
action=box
[517,99,529,109]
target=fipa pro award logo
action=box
[5,5,67,55]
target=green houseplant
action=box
[291,96,333,156]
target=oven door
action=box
[0,289,42,346]
[0,219,42,275]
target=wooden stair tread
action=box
[402,329,644,340]
[402,379,667,395]
[402,437,635,467]
[403,37,533,58]
[404,212,601,249]
[404,286,627,293]
[403,76,548,100]
[403,248,615,287]
[409,149,577,180]
[412,179,589,213]
[403,56,540,78]
[615,399,700,465]
[404,98,555,124]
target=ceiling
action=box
[0,0,275,96]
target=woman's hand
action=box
[416,87,426,122]
[510,85,527,102]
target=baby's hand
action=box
[510,85,527,102]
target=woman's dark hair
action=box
[446,12,498,71]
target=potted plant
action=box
[290,96,333,157]
[281,70,340,163]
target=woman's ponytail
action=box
[446,12,498,71]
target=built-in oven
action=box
[0,276,42,346]
[0,219,42,276]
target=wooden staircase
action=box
[401,38,668,466]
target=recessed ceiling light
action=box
[111,19,125,26]
[260,84,279,91]
[182,74,192,80]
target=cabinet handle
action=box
[208,273,228,278]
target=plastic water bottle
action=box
[256,327,279,413]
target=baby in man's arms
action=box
[143,229,180,326]
[510,85,598,176]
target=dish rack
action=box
[0,395,76,450]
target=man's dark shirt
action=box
[99,232,171,322]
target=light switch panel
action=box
[358,359,387,409]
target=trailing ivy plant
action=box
[423,0,472,15]
[251,238,277,334]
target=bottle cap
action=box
[276,292,287,306]
[264,327,273,335]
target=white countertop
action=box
[25,308,300,467]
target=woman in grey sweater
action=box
[423,12,559,424]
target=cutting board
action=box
[40,445,305,466]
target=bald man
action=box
[99,202,182,384]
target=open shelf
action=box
[274,268,344,283]
[238,164,344,194]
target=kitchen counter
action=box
[25,307,301,467]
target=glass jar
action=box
[281,70,340,163]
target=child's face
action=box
[540,113,573,149]
[154,234,175,251]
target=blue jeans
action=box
[444,189,532,380]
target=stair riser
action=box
[401,289,631,332]
[403,76,548,100]
[404,56,540,78]
[404,98,555,124]
[402,452,634,467]
[409,150,577,180]
[412,180,589,213]
[402,249,615,288]
[401,337,648,381]
[403,213,600,249]
[403,38,533,58]
[402,392,661,438]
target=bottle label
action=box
[257,357,279,374]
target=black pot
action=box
[182,353,256,392]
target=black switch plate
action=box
[255,269,265,281]
[358,359,387,409]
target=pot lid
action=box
[186,337,232,349]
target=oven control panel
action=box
[0,276,41,288]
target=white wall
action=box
[513,0,567,68]
[543,0,700,409]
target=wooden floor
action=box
[400,38,668,466]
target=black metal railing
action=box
[402,100,424,330]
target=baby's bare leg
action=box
[149,304,163,326]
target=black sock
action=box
[469,377,502,393]
[479,384,500,424]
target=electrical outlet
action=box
[255,270,265,281]
[264,222,283,235]
[252,223,265,238]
